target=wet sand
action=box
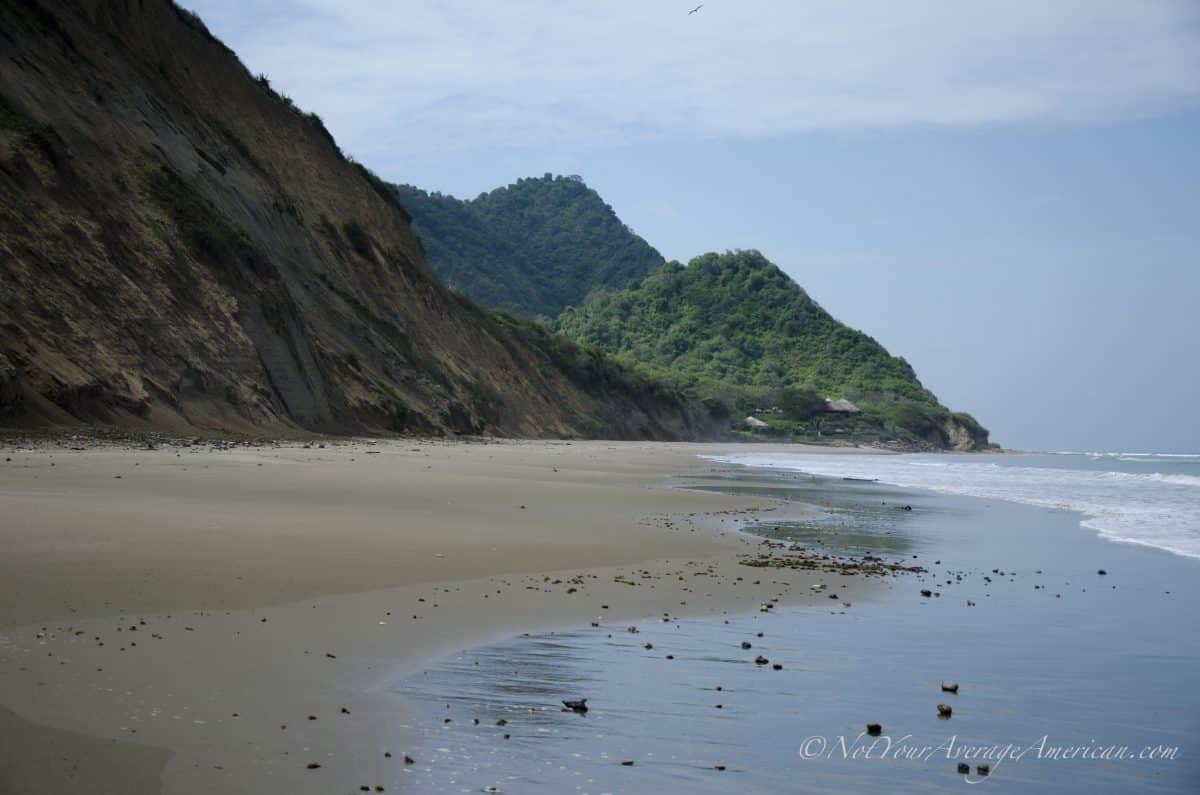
[394,467,1198,794]
[0,439,882,794]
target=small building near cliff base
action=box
[743,416,769,428]
[823,399,861,414]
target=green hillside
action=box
[391,172,990,449]
[393,175,664,317]
[553,250,989,449]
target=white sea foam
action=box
[1150,473,1200,488]
[702,453,1200,561]
[1051,451,1200,460]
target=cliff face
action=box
[0,0,714,439]
[943,414,991,452]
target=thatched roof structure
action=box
[823,399,861,414]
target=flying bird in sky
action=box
[688,4,703,14]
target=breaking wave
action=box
[702,452,1200,561]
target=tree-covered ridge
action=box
[393,175,664,317]
[553,250,989,448]
[553,250,933,400]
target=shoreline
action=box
[703,448,1200,563]
[386,461,1198,794]
[0,439,891,795]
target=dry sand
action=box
[0,438,881,794]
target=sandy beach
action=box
[1,2,1191,793]
[0,438,882,795]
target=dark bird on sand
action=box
[689,4,703,14]
[562,698,588,712]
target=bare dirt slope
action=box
[0,0,716,440]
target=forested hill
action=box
[553,251,991,450]
[396,173,990,449]
[393,175,664,317]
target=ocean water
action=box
[388,459,1200,794]
[702,452,1200,560]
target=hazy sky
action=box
[186,1,1200,452]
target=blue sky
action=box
[186,1,1200,452]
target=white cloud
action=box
[188,0,1200,159]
